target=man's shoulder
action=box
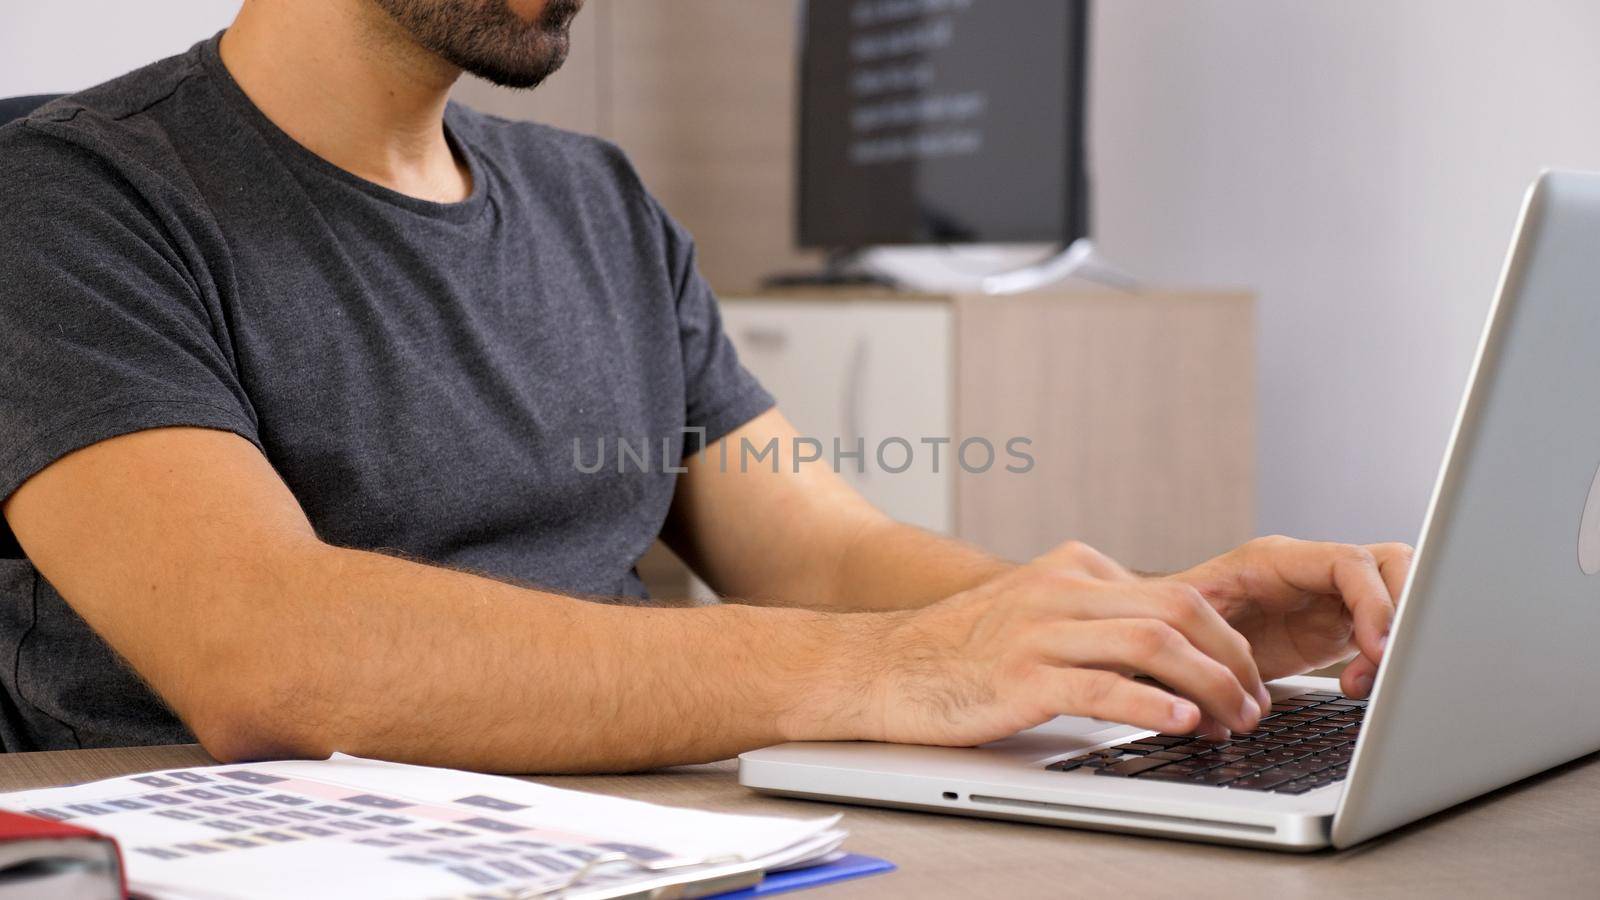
[5,39,211,145]
[0,39,214,188]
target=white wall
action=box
[6,1,1599,547]
[0,2,236,97]
[1091,1,1600,543]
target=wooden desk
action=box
[3,745,1597,897]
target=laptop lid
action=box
[1332,171,1600,847]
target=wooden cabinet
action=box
[721,298,954,534]
[720,289,1256,574]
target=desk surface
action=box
[1,744,1596,897]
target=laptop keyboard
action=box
[1045,690,1365,795]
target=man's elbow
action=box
[184,675,335,764]
[178,543,346,763]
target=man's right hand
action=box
[824,543,1270,748]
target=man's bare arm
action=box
[3,427,873,772]
[663,409,1015,611]
[7,427,1279,771]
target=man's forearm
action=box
[662,411,1013,613]
[187,543,874,773]
[822,518,1014,611]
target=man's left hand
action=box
[1164,537,1413,699]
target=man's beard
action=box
[370,0,582,89]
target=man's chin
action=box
[462,38,570,89]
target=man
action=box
[0,0,1408,772]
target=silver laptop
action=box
[740,170,1600,850]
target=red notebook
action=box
[0,808,125,899]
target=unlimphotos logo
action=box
[573,430,1035,476]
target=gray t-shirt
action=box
[0,35,773,752]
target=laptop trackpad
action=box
[978,716,1142,760]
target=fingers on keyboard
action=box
[1051,690,1363,794]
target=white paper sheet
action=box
[0,754,844,899]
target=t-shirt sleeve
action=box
[0,123,261,524]
[650,196,775,452]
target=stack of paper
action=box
[0,753,845,899]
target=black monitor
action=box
[798,0,1090,250]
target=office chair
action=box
[0,94,65,127]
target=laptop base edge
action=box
[744,782,1333,852]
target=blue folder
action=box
[711,853,895,898]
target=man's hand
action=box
[824,544,1271,748]
[1165,536,1413,699]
